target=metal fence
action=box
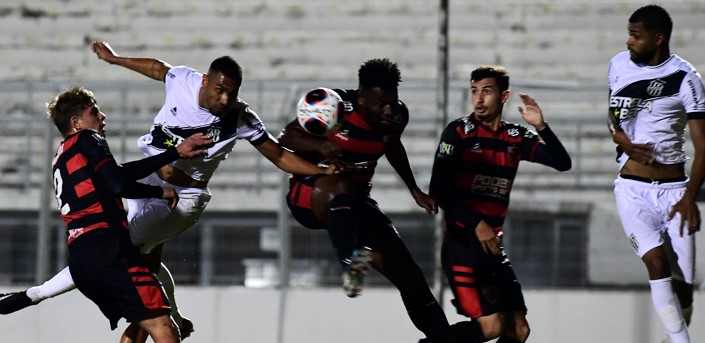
[0,79,609,289]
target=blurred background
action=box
[1,0,705,342]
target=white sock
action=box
[157,263,184,325]
[649,277,689,343]
[26,267,76,303]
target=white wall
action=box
[1,286,703,343]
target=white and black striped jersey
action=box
[137,66,268,182]
[608,51,705,169]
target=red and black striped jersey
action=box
[324,88,408,188]
[52,129,127,244]
[430,113,571,227]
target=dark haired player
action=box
[279,58,452,343]
[429,66,571,342]
[45,85,210,342]
[0,41,334,343]
[608,5,705,343]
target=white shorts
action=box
[127,173,211,254]
[614,176,695,283]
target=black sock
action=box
[496,335,522,343]
[450,320,486,342]
[401,291,452,343]
[326,194,358,268]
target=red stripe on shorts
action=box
[454,280,482,318]
[293,182,314,209]
[128,267,169,310]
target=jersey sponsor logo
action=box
[507,145,520,155]
[471,174,511,197]
[610,96,653,121]
[646,80,665,97]
[334,129,350,141]
[160,125,185,148]
[471,143,482,153]
[438,141,454,156]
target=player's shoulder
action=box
[669,54,701,75]
[165,65,201,81]
[503,121,538,139]
[76,128,105,143]
[610,51,630,63]
[75,129,109,152]
[608,51,631,71]
[333,88,356,113]
[442,115,475,137]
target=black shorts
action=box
[442,213,526,318]
[286,174,400,246]
[68,227,170,330]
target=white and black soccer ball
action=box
[296,87,343,136]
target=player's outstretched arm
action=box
[255,134,335,175]
[278,120,341,161]
[90,40,172,82]
[120,133,211,181]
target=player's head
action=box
[47,86,106,138]
[357,58,401,127]
[627,4,672,65]
[470,66,510,122]
[201,56,243,116]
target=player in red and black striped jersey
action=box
[429,66,571,343]
[47,86,209,342]
[279,59,452,343]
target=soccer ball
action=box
[296,87,343,136]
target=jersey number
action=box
[53,169,71,215]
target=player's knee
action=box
[477,316,504,339]
[514,321,530,342]
[642,248,671,277]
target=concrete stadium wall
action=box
[0,1,703,83]
[1,286,704,343]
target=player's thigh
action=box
[128,189,210,253]
[614,184,664,257]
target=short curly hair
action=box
[358,58,401,91]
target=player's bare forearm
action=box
[256,137,326,175]
[90,41,171,82]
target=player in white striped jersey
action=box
[608,5,705,343]
[0,41,334,343]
